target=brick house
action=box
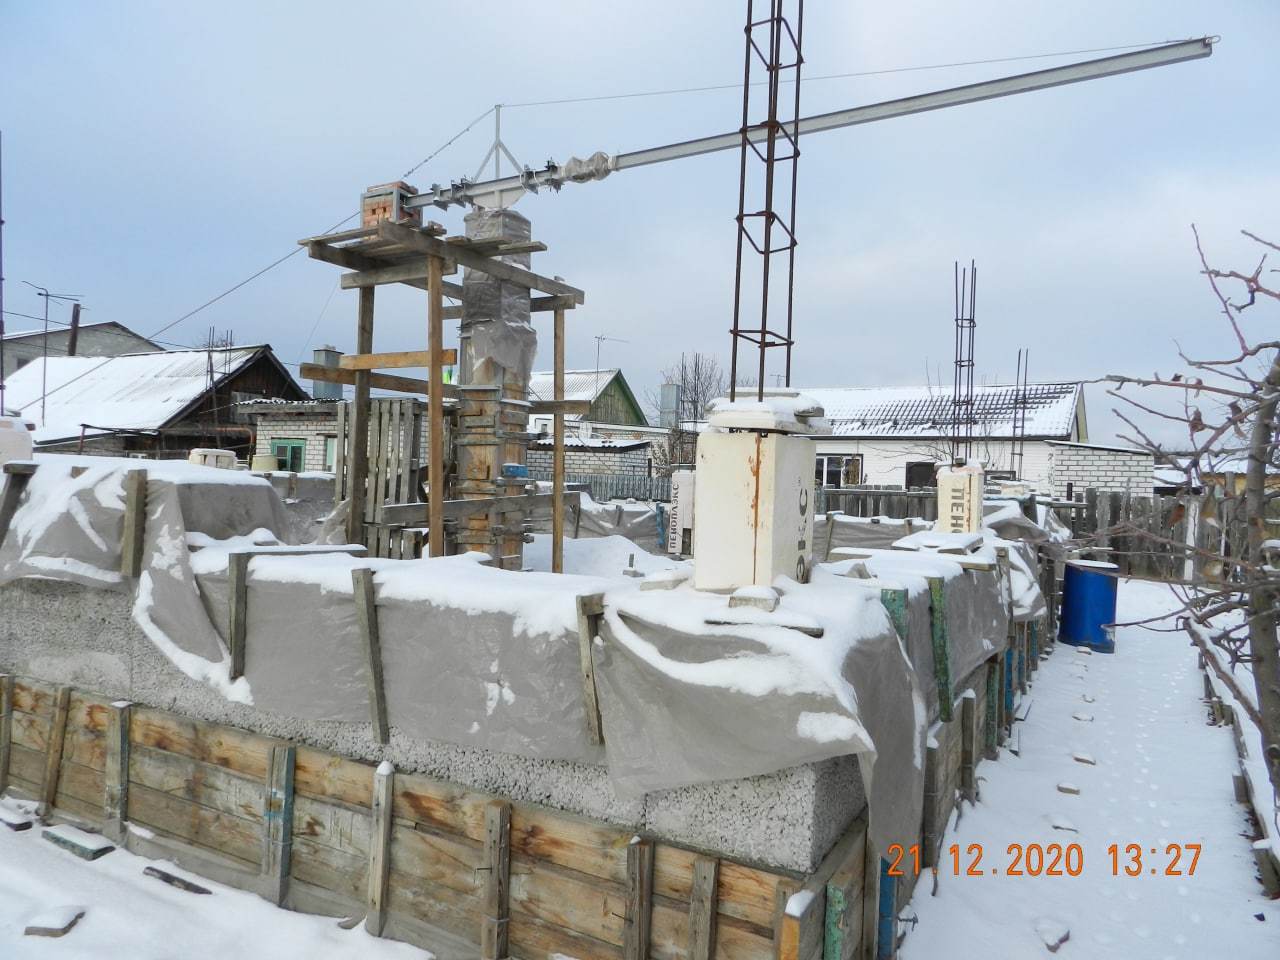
[526,436,652,477]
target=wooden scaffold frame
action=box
[298,218,587,571]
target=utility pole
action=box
[67,303,81,356]
[20,281,81,425]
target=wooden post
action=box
[120,468,147,578]
[0,675,12,797]
[879,587,908,641]
[575,594,605,746]
[334,401,348,503]
[39,686,72,815]
[0,462,37,548]
[347,286,375,545]
[960,692,977,801]
[427,254,445,558]
[262,742,295,905]
[228,552,250,681]
[367,761,394,937]
[688,856,719,960]
[624,837,654,960]
[926,577,953,722]
[552,306,566,574]
[860,838,880,960]
[983,658,999,760]
[104,701,131,842]
[921,732,940,867]
[481,800,512,960]
[351,568,389,745]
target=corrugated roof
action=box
[802,382,1081,439]
[3,346,267,443]
[527,369,620,418]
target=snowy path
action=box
[0,816,427,959]
[901,579,1277,959]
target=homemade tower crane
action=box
[300,29,1213,572]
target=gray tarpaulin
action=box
[2,456,1043,834]
[595,568,927,854]
[812,514,924,558]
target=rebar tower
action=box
[728,0,804,401]
[951,260,977,463]
[1012,347,1030,479]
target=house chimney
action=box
[311,345,343,399]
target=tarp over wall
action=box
[1,456,1048,852]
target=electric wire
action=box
[502,38,1192,108]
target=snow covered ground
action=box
[0,810,427,959]
[901,579,1277,959]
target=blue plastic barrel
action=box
[1058,559,1118,653]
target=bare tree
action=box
[1105,227,1280,805]
[646,353,728,472]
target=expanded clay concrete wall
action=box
[0,578,861,876]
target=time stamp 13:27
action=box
[885,842,1203,878]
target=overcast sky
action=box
[2,2,1276,444]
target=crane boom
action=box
[404,37,1214,211]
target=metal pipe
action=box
[404,38,1215,210]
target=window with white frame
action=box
[814,454,863,488]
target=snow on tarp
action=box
[595,564,927,854]
[821,545,1011,713]
[524,533,687,578]
[813,514,926,557]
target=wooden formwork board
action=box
[3,675,856,959]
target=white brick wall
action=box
[254,414,338,472]
[1046,443,1153,498]
[527,445,651,476]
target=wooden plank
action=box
[291,833,367,903]
[510,855,625,946]
[688,856,719,960]
[392,771,489,841]
[824,838,865,960]
[7,742,44,795]
[576,593,606,746]
[625,837,655,960]
[129,708,271,780]
[427,254,445,558]
[926,577,953,722]
[306,239,464,298]
[347,285,375,545]
[552,306,566,574]
[338,260,464,293]
[301,362,460,400]
[52,760,105,819]
[442,293,577,321]
[39,686,72,815]
[378,220,586,304]
[12,680,54,717]
[481,800,512,960]
[339,349,458,370]
[530,398,591,417]
[128,742,264,823]
[120,469,147,578]
[104,701,131,841]
[228,552,250,681]
[126,780,261,866]
[351,568,389,744]
[0,675,11,797]
[367,761,394,937]
[294,747,373,808]
[292,792,372,858]
[334,400,348,501]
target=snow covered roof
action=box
[527,369,620,418]
[800,382,1082,440]
[2,319,161,349]
[3,345,292,444]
